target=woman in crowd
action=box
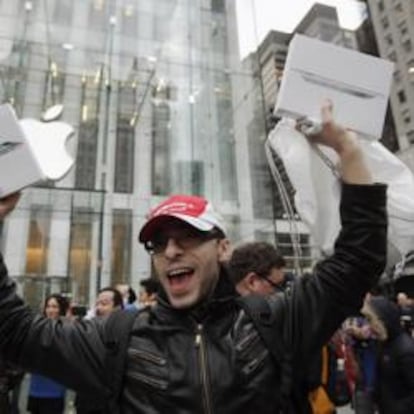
[27,294,69,414]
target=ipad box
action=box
[274,34,394,140]
[0,103,74,198]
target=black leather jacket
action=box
[0,184,387,413]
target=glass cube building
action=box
[0,0,311,308]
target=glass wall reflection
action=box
[0,0,313,307]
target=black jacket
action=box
[369,297,414,414]
[0,184,387,413]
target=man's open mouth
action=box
[167,268,195,293]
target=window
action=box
[398,89,407,103]
[75,120,98,190]
[121,4,137,37]
[402,40,412,53]
[114,117,134,193]
[401,109,412,124]
[75,78,100,190]
[381,16,389,29]
[174,161,205,196]
[393,70,401,82]
[394,1,403,12]
[25,205,51,275]
[111,209,132,285]
[377,0,385,12]
[388,51,397,62]
[385,34,393,46]
[211,0,225,13]
[151,102,171,195]
[68,208,93,305]
[42,68,66,113]
[398,21,408,36]
[53,0,73,25]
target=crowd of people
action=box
[0,102,413,413]
[0,278,160,413]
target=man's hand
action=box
[299,100,372,185]
[303,100,358,153]
[0,193,21,220]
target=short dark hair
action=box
[228,241,286,285]
[99,287,124,309]
[140,278,160,295]
[127,287,137,304]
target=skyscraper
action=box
[365,0,414,168]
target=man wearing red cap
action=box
[0,102,387,413]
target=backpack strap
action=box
[238,294,294,413]
[103,308,141,413]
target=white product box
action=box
[0,104,74,197]
[274,34,394,139]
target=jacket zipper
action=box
[235,329,259,352]
[129,348,167,366]
[195,323,213,414]
[242,349,268,375]
[128,371,168,390]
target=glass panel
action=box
[152,101,172,195]
[25,205,51,275]
[75,78,100,190]
[66,190,105,304]
[42,67,66,110]
[68,208,93,305]
[52,0,73,25]
[114,117,134,193]
[115,79,136,193]
[111,209,132,285]
[75,119,98,189]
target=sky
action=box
[236,0,367,58]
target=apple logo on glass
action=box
[19,104,75,181]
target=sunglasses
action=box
[258,275,285,292]
[144,228,223,255]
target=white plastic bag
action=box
[268,119,414,257]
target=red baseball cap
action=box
[139,194,226,242]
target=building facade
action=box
[365,0,414,168]
[0,0,248,307]
[2,1,403,308]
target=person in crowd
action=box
[27,294,69,414]
[396,292,414,335]
[343,311,378,411]
[362,295,414,414]
[94,286,124,318]
[115,283,137,311]
[0,102,387,413]
[228,241,287,295]
[0,353,24,414]
[76,287,123,414]
[138,277,160,308]
[229,242,339,414]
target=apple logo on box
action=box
[19,104,75,181]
